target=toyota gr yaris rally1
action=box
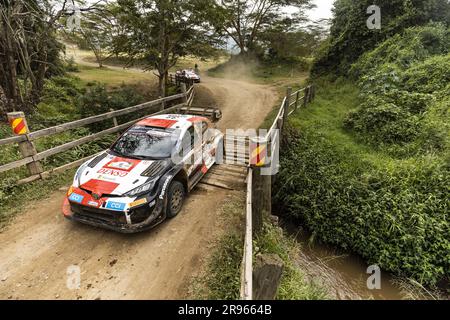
[62,114,223,233]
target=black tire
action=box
[166,181,185,218]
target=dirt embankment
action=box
[0,59,278,299]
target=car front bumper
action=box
[63,197,166,234]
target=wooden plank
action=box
[289,87,305,99]
[0,156,34,173]
[225,158,249,165]
[33,123,127,161]
[195,183,223,192]
[0,102,185,176]
[200,178,234,191]
[41,152,102,178]
[205,172,246,186]
[209,168,247,179]
[240,168,253,300]
[17,152,103,185]
[33,103,187,162]
[218,164,248,172]
[16,174,41,185]
[0,134,26,146]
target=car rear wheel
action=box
[166,181,185,218]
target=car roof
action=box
[135,114,209,130]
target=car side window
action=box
[179,127,195,157]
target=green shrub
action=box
[78,83,144,117]
[64,57,80,72]
[402,54,450,94]
[350,23,450,78]
[77,83,145,131]
[274,125,449,286]
[343,25,450,156]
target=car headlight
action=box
[124,179,157,197]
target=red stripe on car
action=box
[81,179,120,196]
[137,118,178,128]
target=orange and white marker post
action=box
[249,136,271,235]
[249,137,270,168]
[7,112,29,135]
[7,112,43,177]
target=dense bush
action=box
[311,1,450,76]
[33,76,85,127]
[350,23,450,78]
[274,126,449,286]
[343,25,450,156]
[78,83,144,118]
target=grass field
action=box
[71,65,156,88]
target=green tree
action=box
[0,0,67,114]
[113,0,221,97]
[68,3,117,68]
[211,0,314,56]
[260,19,330,61]
[311,0,450,76]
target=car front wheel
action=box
[166,181,185,218]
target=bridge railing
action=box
[0,87,195,185]
[240,83,315,300]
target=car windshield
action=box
[111,126,179,159]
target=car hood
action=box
[77,153,169,197]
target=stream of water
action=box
[284,222,416,300]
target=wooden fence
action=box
[240,84,316,300]
[168,73,197,89]
[0,86,195,185]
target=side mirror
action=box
[212,109,222,123]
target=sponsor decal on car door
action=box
[183,126,203,178]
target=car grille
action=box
[141,161,166,177]
[70,203,126,224]
[87,152,108,168]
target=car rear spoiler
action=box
[179,106,222,123]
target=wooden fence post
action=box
[180,83,188,104]
[250,136,271,236]
[7,112,43,176]
[295,90,300,110]
[253,254,284,300]
[303,86,310,108]
[160,97,166,111]
[283,87,291,126]
[110,108,120,136]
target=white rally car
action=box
[176,69,201,83]
[62,114,223,233]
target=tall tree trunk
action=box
[4,22,20,111]
[158,73,166,98]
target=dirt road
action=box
[0,66,278,299]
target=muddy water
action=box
[284,222,408,300]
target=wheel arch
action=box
[173,169,188,192]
